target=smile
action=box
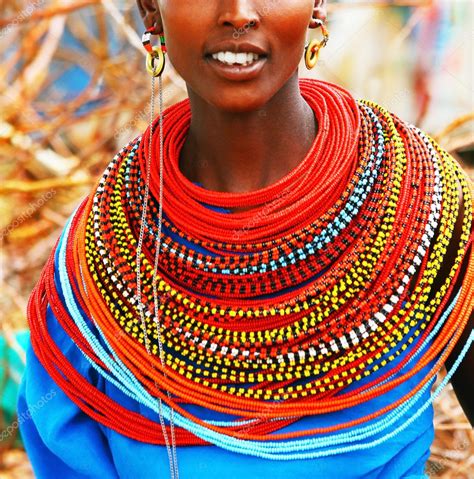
[205,52,268,81]
[210,51,262,66]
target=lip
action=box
[203,40,269,81]
[205,40,268,56]
[205,55,267,81]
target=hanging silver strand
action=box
[151,70,180,479]
[135,40,178,478]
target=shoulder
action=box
[371,108,474,421]
[412,127,474,424]
[428,148,471,300]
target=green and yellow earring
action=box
[142,25,167,77]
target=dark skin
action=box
[137,0,473,425]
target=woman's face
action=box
[140,1,326,113]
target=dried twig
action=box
[0,0,100,29]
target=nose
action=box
[217,0,260,30]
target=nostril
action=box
[218,10,259,29]
[221,19,258,29]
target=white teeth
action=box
[235,52,247,63]
[211,51,260,66]
[224,51,234,63]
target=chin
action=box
[206,86,273,114]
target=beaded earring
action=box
[140,26,180,479]
[142,25,167,77]
[305,18,329,69]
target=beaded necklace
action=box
[27,78,473,462]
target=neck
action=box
[179,74,317,193]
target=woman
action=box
[17,1,473,478]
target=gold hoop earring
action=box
[142,26,167,77]
[304,19,329,70]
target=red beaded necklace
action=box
[26,78,474,452]
[142,79,360,244]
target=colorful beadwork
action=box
[27,78,474,457]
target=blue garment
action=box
[17,201,437,479]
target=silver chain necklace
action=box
[135,72,179,479]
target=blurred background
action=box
[0,0,473,477]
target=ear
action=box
[309,0,328,28]
[136,0,163,31]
